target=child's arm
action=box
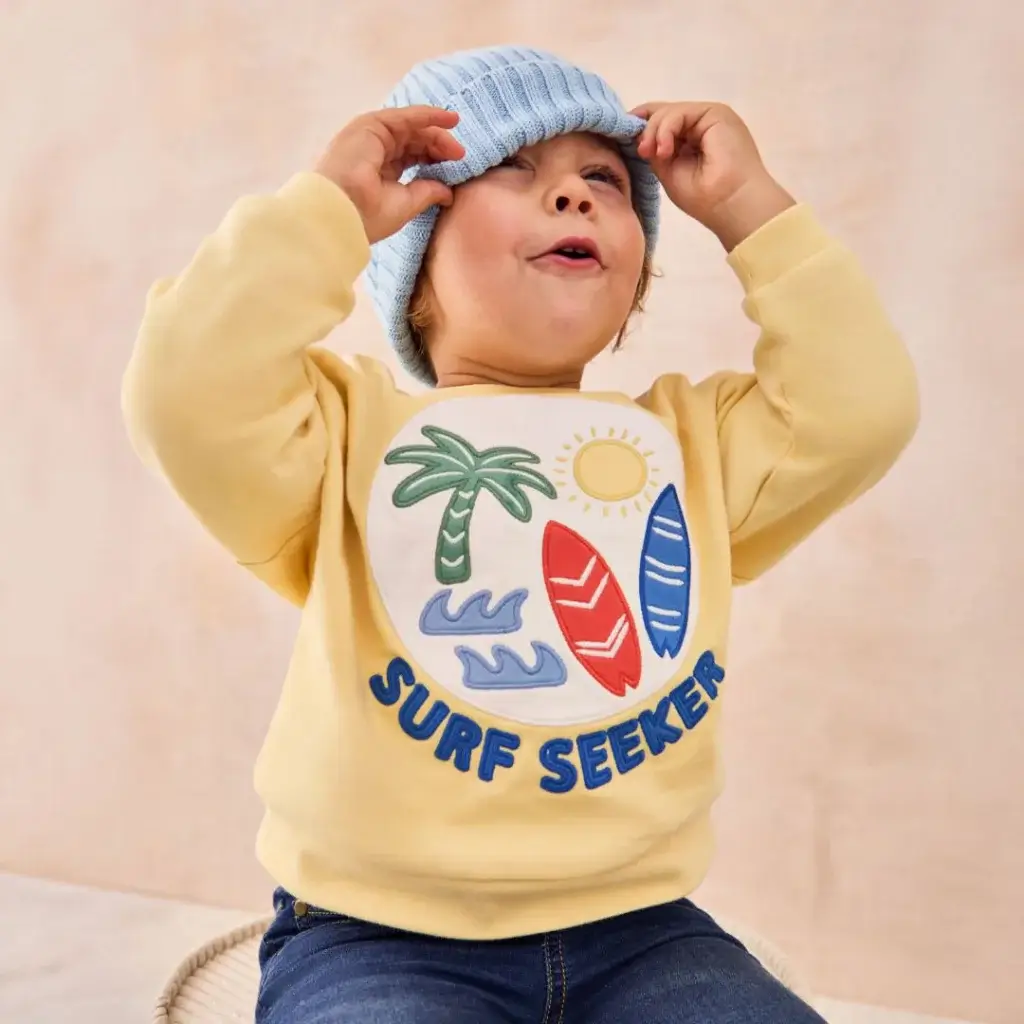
[122,174,368,602]
[703,204,918,582]
[635,102,919,581]
[123,107,463,604]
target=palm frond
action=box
[392,467,468,507]
[479,477,532,521]
[418,426,480,469]
[478,446,542,469]
[478,461,557,522]
[479,463,558,497]
[384,447,467,473]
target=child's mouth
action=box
[532,237,604,272]
[537,250,602,270]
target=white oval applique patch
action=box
[365,395,698,727]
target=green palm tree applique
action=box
[385,426,557,585]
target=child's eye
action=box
[584,165,627,191]
[498,155,528,170]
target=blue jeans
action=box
[256,889,826,1023]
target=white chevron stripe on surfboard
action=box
[574,615,630,659]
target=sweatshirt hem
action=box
[256,820,712,940]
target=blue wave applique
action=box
[639,484,692,658]
[419,588,528,636]
[456,642,568,690]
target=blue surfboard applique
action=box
[638,484,692,658]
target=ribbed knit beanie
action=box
[364,45,660,385]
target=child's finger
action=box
[629,101,666,120]
[636,107,669,158]
[657,108,690,159]
[635,111,657,156]
[403,178,454,217]
[379,105,460,131]
[388,128,464,175]
[418,126,465,163]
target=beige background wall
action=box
[1,2,1020,1021]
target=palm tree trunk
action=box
[434,484,479,584]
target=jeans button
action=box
[294,900,309,917]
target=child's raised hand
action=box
[315,107,465,245]
[631,102,794,250]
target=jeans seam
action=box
[542,934,554,1024]
[556,934,567,1024]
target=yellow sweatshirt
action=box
[122,172,918,939]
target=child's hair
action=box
[408,250,656,367]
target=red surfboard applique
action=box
[541,521,642,697]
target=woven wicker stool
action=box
[153,916,812,1022]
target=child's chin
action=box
[515,324,607,366]
[540,308,614,342]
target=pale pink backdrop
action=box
[1,2,1020,1022]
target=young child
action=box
[123,46,918,1024]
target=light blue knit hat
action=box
[365,45,661,385]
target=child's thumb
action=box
[404,178,454,219]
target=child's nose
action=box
[540,169,598,218]
[555,193,593,215]
[545,175,595,217]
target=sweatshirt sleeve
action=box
[122,172,370,603]
[695,204,920,583]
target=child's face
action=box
[421,132,647,385]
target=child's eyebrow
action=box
[582,136,631,174]
[515,135,632,187]
[587,135,626,160]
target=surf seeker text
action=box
[369,650,725,792]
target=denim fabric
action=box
[256,889,826,1023]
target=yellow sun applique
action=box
[552,427,662,517]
